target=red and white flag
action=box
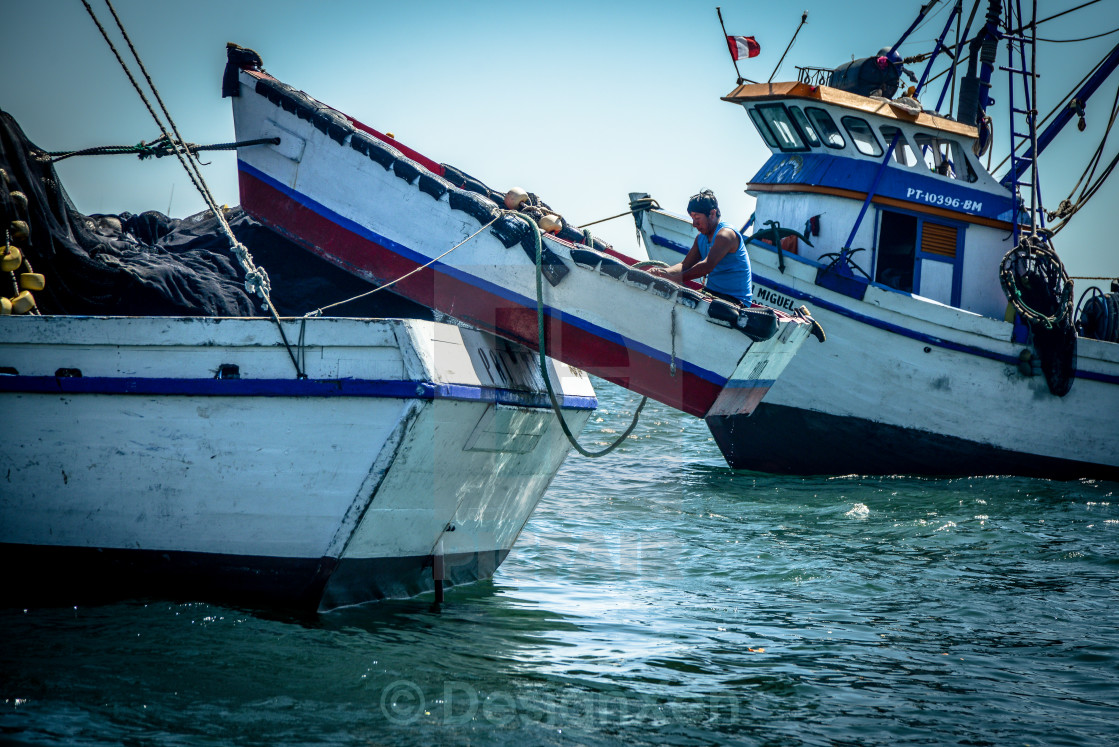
[726,35,761,61]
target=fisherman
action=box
[649,190,752,305]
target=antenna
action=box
[768,11,808,84]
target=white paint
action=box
[232,72,814,417]
[0,315,594,599]
[636,207,1119,471]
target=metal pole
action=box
[769,11,808,84]
[717,7,745,84]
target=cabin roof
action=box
[722,82,978,139]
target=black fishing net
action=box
[0,108,431,320]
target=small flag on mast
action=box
[726,35,761,61]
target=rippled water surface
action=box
[3,382,1117,746]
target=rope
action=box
[516,213,646,458]
[999,233,1073,329]
[304,215,500,317]
[44,136,280,164]
[669,305,678,377]
[992,48,1113,175]
[579,205,649,228]
[82,0,302,377]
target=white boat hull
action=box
[0,315,595,608]
[636,205,1119,479]
[226,63,816,420]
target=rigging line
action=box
[910,0,1100,61]
[1038,27,1119,43]
[1029,0,1040,234]
[100,0,276,312]
[1023,0,1102,33]
[306,215,501,316]
[991,50,1114,174]
[81,1,206,211]
[1049,146,1119,233]
[1075,79,1119,200]
[101,1,217,215]
[580,208,638,228]
[81,0,300,375]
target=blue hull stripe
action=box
[726,378,776,389]
[649,221,1117,386]
[238,160,726,387]
[650,235,688,257]
[0,375,598,410]
[752,264,1119,385]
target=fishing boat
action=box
[0,96,594,610]
[224,45,821,421]
[631,1,1119,479]
[0,315,595,610]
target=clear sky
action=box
[2,0,1116,281]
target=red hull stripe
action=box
[237,162,774,416]
[244,69,445,177]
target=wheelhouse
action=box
[723,82,1017,319]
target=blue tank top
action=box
[698,222,752,304]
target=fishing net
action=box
[0,108,430,319]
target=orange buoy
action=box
[538,214,562,234]
[504,187,529,210]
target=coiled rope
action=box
[999,233,1073,330]
[999,232,1078,396]
[81,0,302,376]
[517,214,645,458]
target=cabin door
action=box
[875,209,962,305]
[874,210,916,293]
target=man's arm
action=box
[653,228,737,283]
[653,240,701,283]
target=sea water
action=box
[2,381,1117,746]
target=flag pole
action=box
[716,7,747,85]
[768,11,808,84]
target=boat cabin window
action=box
[752,104,810,152]
[841,116,883,156]
[912,133,978,182]
[788,106,822,147]
[880,126,918,167]
[805,107,845,149]
[748,109,780,149]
